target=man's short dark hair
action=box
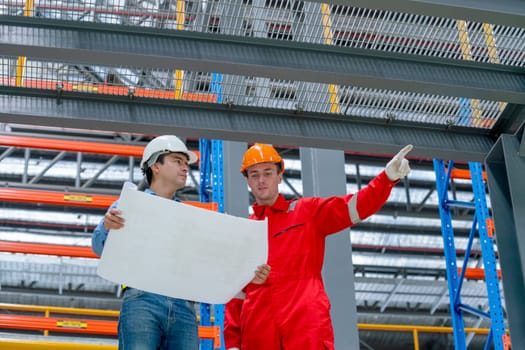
[145,153,167,184]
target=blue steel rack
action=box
[199,71,225,350]
[433,159,506,350]
[199,138,226,350]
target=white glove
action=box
[385,144,413,181]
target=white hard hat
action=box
[140,135,198,172]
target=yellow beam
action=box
[15,56,26,87]
[456,20,473,61]
[456,20,506,127]
[358,323,491,334]
[15,0,34,87]
[412,329,420,350]
[174,0,185,99]
[320,4,341,114]
[455,20,484,126]
[15,0,33,87]
[482,23,507,115]
[23,0,33,16]
[0,303,119,317]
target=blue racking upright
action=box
[198,70,226,350]
[433,159,507,350]
[199,137,226,350]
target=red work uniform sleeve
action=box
[311,170,397,236]
[224,297,244,349]
[353,170,397,221]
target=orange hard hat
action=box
[240,143,284,174]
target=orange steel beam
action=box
[502,334,512,350]
[0,188,217,211]
[0,314,220,347]
[0,187,116,208]
[486,218,495,238]
[1,78,217,103]
[199,325,222,349]
[0,134,145,157]
[0,241,98,259]
[0,134,201,161]
[458,267,502,280]
[450,167,488,182]
[0,314,117,335]
[0,338,116,350]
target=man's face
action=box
[245,162,282,206]
[153,152,189,190]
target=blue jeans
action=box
[118,288,199,350]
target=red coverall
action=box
[224,170,397,350]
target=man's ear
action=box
[151,162,160,175]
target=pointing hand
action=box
[385,145,413,181]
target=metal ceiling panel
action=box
[0,56,510,130]
[322,0,525,28]
[1,18,524,104]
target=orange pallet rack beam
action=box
[0,187,116,208]
[0,314,116,336]
[502,334,512,350]
[0,241,98,259]
[0,134,144,157]
[0,314,221,348]
[1,78,217,103]
[458,267,502,280]
[0,187,217,211]
[0,338,117,350]
[0,134,201,160]
[450,167,488,182]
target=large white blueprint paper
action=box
[97,185,268,304]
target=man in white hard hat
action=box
[92,135,201,350]
[92,135,271,350]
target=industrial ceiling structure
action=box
[1,0,524,349]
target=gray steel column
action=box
[485,127,525,350]
[300,147,360,350]
[223,141,249,217]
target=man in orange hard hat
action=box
[224,143,413,350]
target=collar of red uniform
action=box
[252,194,289,217]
